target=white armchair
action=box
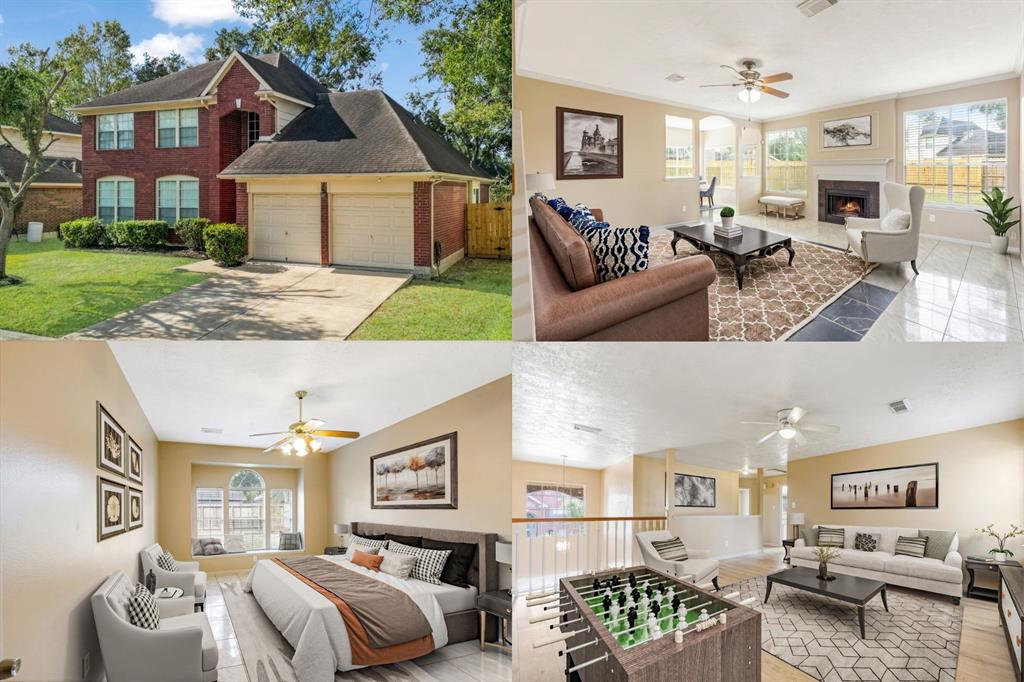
[846,182,925,274]
[140,543,207,610]
[635,530,720,590]
[92,571,218,682]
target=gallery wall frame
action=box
[819,112,877,151]
[370,432,458,510]
[674,473,717,508]
[98,476,127,541]
[556,106,624,180]
[830,462,939,510]
[97,402,126,478]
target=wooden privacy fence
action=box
[466,202,511,259]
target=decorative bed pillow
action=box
[854,532,880,552]
[278,532,303,551]
[349,535,387,554]
[817,527,845,548]
[801,527,819,547]
[421,537,478,587]
[387,541,451,585]
[880,208,911,231]
[127,583,160,630]
[203,542,226,555]
[546,197,574,220]
[918,529,955,561]
[894,535,928,558]
[157,552,177,572]
[567,205,610,231]
[379,548,418,579]
[650,537,689,562]
[385,533,423,548]
[351,549,384,571]
[576,224,649,282]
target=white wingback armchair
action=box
[140,543,207,610]
[635,530,720,590]
[92,571,218,682]
[846,182,925,274]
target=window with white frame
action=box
[195,487,224,539]
[245,111,260,149]
[157,176,199,223]
[157,109,199,148]
[269,489,294,549]
[97,177,134,223]
[229,469,266,551]
[703,145,735,188]
[742,144,759,177]
[765,127,807,194]
[903,98,1007,208]
[665,115,694,179]
[525,482,585,537]
[97,113,134,150]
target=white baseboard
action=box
[923,233,1021,254]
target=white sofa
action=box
[92,570,218,682]
[141,543,207,610]
[793,524,963,603]
[635,530,720,590]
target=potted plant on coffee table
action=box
[977,523,1024,562]
[813,545,841,581]
[976,188,1020,255]
[719,206,736,228]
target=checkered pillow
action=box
[278,532,303,550]
[348,535,387,554]
[386,541,451,585]
[127,583,160,630]
[157,552,177,572]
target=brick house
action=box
[72,51,492,275]
[1,114,83,235]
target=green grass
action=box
[0,239,212,337]
[350,258,511,340]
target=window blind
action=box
[766,127,807,194]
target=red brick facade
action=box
[12,186,82,233]
[434,181,467,260]
[413,181,433,268]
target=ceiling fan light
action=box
[280,443,293,455]
[778,427,797,440]
[311,439,322,453]
[737,87,761,103]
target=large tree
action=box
[133,52,188,84]
[55,21,133,117]
[0,50,71,280]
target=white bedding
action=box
[244,554,449,681]
[426,581,477,614]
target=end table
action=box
[476,590,512,653]
[324,546,347,556]
[782,538,796,564]
[965,556,1021,601]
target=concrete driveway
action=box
[70,260,410,340]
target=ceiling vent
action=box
[665,73,686,83]
[796,0,838,17]
[888,399,912,415]
[201,427,223,434]
[573,423,602,435]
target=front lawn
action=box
[0,239,212,337]
[350,258,511,340]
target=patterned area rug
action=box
[727,576,963,681]
[649,232,868,341]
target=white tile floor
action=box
[207,571,511,682]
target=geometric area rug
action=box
[726,576,963,681]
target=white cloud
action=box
[152,0,249,28]
[131,32,206,64]
[0,15,5,24]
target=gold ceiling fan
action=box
[249,390,359,456]
[700,58,793,102]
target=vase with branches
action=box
[813,545,841,581]
[976,523,1024,562]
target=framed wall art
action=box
[97,402,126,477]
[674,473,716,508]
[822,114,872,148]
[556,107,623,180]
[127,487,143,530]
[370,432,458,509]
[127,437,143,485]
[831,462,938,509]
[98,477,126,541]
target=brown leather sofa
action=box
[529,197,716,341]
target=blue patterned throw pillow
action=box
[568,204,610,230]
[546,197,574,220]
[577,225,650,282]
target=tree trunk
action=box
[0,206,16,280]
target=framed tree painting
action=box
[370,432,457,509]
[127,487,143,530]
[674,473,716,507]
[98,477,126,541]
[822,114,872,148]
[127,437,143,485]
[831,463,938,509]
[96,402,126,477]
[556,107,623,180]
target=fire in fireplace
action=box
[829,193,866,218]
[817,180,880,225]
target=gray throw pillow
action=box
[854,532,880,552]
[919,529,956,561]
[802,527,819,547]
[203,542,226,555]
[379,548,418,579]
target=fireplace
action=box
[818,179,880,224]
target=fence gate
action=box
[465,202,511,259]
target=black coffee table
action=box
[669,222,795,290]
[765,566,887,638]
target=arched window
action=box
[229,469,266,551]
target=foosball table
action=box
[540,566,761,681]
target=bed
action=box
[244,522,496,681]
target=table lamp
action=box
[525,172,555,197]
[790,513,805,539]
[334,523,350,547]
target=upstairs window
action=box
[766,127,807,194]
[97,178,134,223]
[157,109,199,148]
[246,111,260,148]
[97,113,134,150]
[157,177,199,223]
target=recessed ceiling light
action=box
[888,399,912,415]
[201,427,223,434]
[796,0,838,17]
[665,73,686,83]
[573,423,602,434]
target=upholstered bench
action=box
[759,195,805,220]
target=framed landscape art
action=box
[96,402,126,477]
[370,432,458,509]
[822,114,872,148]
[556,107,623,180]
[831,462,938,509]
[674,473,716,507]
[97,477,126,541]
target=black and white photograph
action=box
[822,114,872,148]
[556,107,623,179]
[831,463,938,509]
[674,473,716,507]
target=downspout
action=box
[429,175,444,278]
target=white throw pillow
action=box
[378,548,418,579]
[880,208,911,231]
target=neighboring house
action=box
[72,51,492,274]
[0,113,83,234]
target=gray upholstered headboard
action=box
[351,522,497,594]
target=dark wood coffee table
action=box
[669,222,795,290]
[765,566,887,638]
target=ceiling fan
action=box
[700,58,793,103]
[741,407,839,448]
[249,390,359,456]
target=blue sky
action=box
[0,0,436,108]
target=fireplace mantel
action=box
[810,158,895,166]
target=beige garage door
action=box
[252,194,321,264]
[331,194,413,269]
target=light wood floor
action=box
[513,549,1016,682]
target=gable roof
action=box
[0,146,82,184]
[220,90,491,180]
[238,53,327,104]
[1,113,81,136]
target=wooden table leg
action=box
[858,606,866,639]
[881,587,888,612]
[764,578,773,603]
[479,610,486,651]
[734,254,748,290]
[784,239,796,266]
[670,233,681,255]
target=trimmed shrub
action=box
[108,220,169,250]
[175,217,211,251]
[204,223,247,266]
[719,206,735,218]
[60,217,105,248]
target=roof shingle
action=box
[0,146,82,184]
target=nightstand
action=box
[324,546,347,556]
[476,590,511,652]
[966,556,1021,601]
[782,538,796,564]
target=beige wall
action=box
[1020,69,1023,262]
[739,478,759,515]
[158,442,330,573]
[330,376,512,539]
[633,455,667,517]
[0,342,158,682]
[601,455,635,517]
[669,461,739,517]
[788,419,1024,560]
[1,126,82,160]
[510,460,603,517]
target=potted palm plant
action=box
[976,188,1020,255]
[813,545,841,581]
[977,523,1024,562]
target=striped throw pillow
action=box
[817,527,845,548]
[894,536,928,558]
[650,537,689,562]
